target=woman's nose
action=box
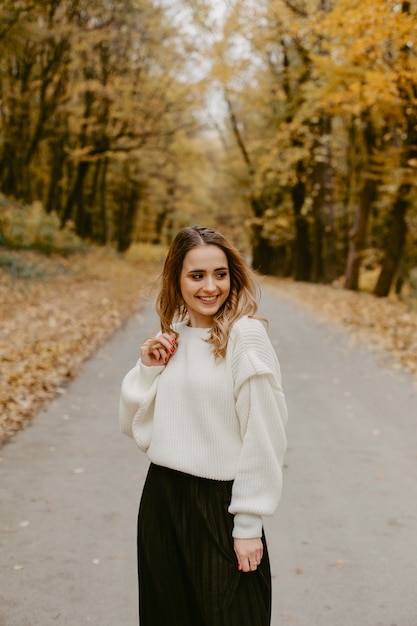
[203,277,216,292]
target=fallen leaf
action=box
[0,250,158,445]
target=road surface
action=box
[1,286,417,626]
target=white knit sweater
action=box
[119,315,288,538]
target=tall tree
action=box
[374,0,417,296]
[0,0,202,247]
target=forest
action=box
[1,0,417,298]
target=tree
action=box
[0,0,203,247]
[374,0,417,296]
[313,0,417,292]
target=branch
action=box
[224,89,252,172]
[283,0,308,17]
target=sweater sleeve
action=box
[228,318,288,539]
[119,360,164,450]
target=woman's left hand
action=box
[234,537,263,573]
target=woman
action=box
[119,225,288,626]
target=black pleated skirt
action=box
[137,463,271,626]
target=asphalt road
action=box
[1,286,417,626]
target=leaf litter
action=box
[0,249,159,445]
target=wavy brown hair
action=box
[155,225,260,359]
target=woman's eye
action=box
[190,272,228,280]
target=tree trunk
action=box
[152,179,176,245]
[98,157,109,245]
[311,114,337,283]
[46,130,67,215]
[344,177,377,289]
[250,221,288,276]
[114,181,140,253]
[61,161,90,231]
[344,114,378,290]
[373,186,409,297]
[291,163,311,281]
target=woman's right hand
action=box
[140,332,177,367]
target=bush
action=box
[0,197,86,255]
[124,242,168,264]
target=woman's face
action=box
[179,244,231,328]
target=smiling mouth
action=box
[198,296,219,304]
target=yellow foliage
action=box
[0,199,83,255]
[124,243,168,264]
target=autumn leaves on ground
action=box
[1,248,417,447]
[0,248,162,445]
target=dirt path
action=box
[1,288,416,625]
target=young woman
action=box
[119,225,288,626]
